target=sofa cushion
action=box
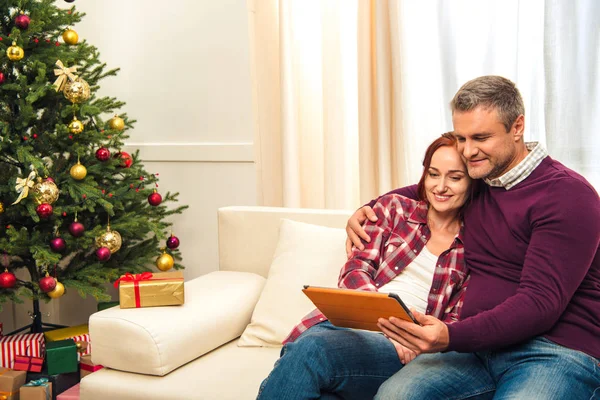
[89,271,265,376]
[238,219,347,347]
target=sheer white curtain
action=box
[394,0,599,189]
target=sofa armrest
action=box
[89,271,266,376]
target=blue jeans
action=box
[257,321,403,400]
[375,336,600,400]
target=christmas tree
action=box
[0,0,188,315]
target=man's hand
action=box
[388,337,417,365]
[345,205,377,257]
[377,310,450,355]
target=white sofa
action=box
[81,206,352,400]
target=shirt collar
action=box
[484,142,547,190]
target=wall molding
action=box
[122,142,254,163]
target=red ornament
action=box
[46,177,55,182]
[68,221,85,237]
[36,203,53,219]
[0,270,16,289]
[95,247,111,262]
[50,237,66,252]
[0,72,5,84]
[166,235,180,250]
[95,147,110,161]
[15,14,31,30]
[116,151,132,168]
[148,190,162,206]
[39,275,57,293]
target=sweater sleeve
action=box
[366,185,419,208]
[447,178,600,352]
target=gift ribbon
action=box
[23,378,51,400]
[12,170,36,205]
[113,272,154,308]
[53,60,78,91]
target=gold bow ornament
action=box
[53,60,78,92]
[12,170,37,205]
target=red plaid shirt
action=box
[283,194,469,344]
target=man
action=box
[345,76,600,399]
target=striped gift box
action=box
[0,332,45,368]
[71,334,91,356]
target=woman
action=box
[257,133,473,400]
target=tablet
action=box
[302,286,420,331]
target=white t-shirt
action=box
[378,246,437,314]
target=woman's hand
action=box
[345,206,377,257]
[388,337,417,365]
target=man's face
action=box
[452,107,522,180]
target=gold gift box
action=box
[44,324,88,343]
[118,271,185,309]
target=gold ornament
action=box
[108,115,125,131]
[0,201,4,214]
[47,281,65,299]
[12,170,37,205]
[7,42,24,61]
[62,28,79,45]
[95,225,122,254]
[68,116,84,134]
[53,60,78,92]
[156,252,174,271]
[32,178,59,205]
[63,78,90,104]
[70,161,87,180]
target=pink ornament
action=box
[95,147,110,162]
[68,221,85,237]
[166,235,180,249]
[39,275,57,293]
[15,14,31,30]
[95,247,111,262]
[50,237,66,252]
[0,72,5,85]
[148,191,162,206]
[0,270,16,289]
[36,203,53,219]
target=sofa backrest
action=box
[217,206,352,278]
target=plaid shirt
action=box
[485,142,547,189]
[283,194,470,344]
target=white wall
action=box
[4,0,257,333]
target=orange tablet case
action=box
[302,286,418,331]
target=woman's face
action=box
[425,146,471,214]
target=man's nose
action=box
[462,140,478,158]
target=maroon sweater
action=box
[379,157,600,358]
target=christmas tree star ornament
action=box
[156,251,174,271]
[36,203,53,219]
[12,170,37,205]
[62,28,78,45]
[166,233,180,249]
[32,178,59,204]
[68,116,84,134]
[63,77,90,103]
[148,190,162,206]
[70,161,87,180]
[95,225,122,254]
[53,60,78,91]
[39,272,57,293]
[0,269,17,289]
[47,281,65,298]
[7,42,24,61]
[108,115,125,131]
[15,13,31,30]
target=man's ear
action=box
[512,115,525,142]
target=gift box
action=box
[56,383,79,400]
[96,301,119,312]
[0,367,27,400]
[78,356,102,379]
[45,340,77,376]
[13,355,43,373]
[44,326,90,357]
[20,378,52,400]
[0,333,45,369]
[26,370,79,399]
[116,271,184,309]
